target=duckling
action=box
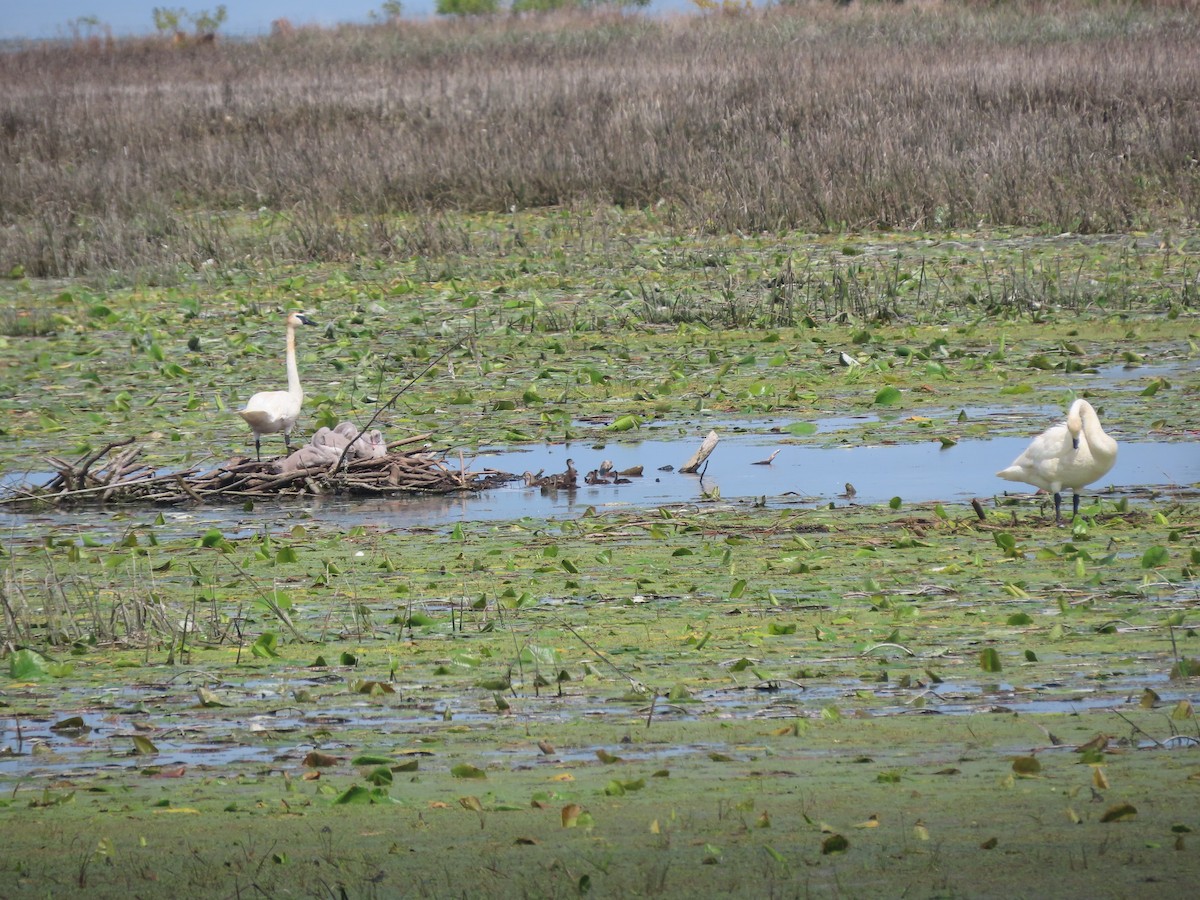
[540,459,578,492]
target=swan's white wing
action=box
[996,423,1073,492]
[240,390,303,435]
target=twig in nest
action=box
[75,437,137,483]
[333,338,465,472]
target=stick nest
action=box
[3,435,516,508]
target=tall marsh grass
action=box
[1,1,1198,280]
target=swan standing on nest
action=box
[997,398,1118,524]
[238,311,316,461]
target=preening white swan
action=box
[238,311,316,461]
[996,398,1118,523]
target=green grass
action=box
[1,219,1196,478]
[2,501,1198,897]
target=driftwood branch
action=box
[680,430,720,474]
[76,437,137,483]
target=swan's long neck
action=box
[285,320,302,399]
[1079,404,1116,459]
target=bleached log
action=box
[680,430,720,474]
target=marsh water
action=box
[468,430,1197,516]
[1,667,1181,779]
[2,431,1196,541]
[2,388,1197,775]
[3,359,1196,537]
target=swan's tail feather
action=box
[239,410,272,428]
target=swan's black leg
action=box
[1073,492,1081,519]
[1053,491,1063,525]
[254,436,262,462]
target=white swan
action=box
[238,311,315,461]
[996,398,1118,523]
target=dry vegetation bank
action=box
[1,0,1198,279]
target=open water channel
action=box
[2,426,1195,541]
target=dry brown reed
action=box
[1,0,1197,280]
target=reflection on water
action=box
[1,433,1196,540]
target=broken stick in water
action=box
[680,430,720,474]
